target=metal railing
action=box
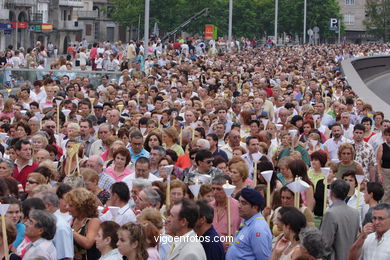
[58,0,84,7]
[5,0,34,7]
[0,68,122,91]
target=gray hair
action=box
[212,175,231,186]
[88,155,104,166]
[151,146,166,157]
[37,191,59,208]
[373,203,390,217]
[299,227,325,258]
[0,158,14,171]
[143,188,161,207]
[132,178,152,190]
[99,123,112,132]
[29,209,56,240]
[196,139,210,150]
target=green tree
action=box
[109,0,341,40]
[364,0,390,41]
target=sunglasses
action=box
[204,159,214,164]
[27,179,38,185]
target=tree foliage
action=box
[110,0,341,40]
[364,0,390,41]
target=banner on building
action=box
[205,25,217,40]
[42,24,53,31]
[8,22,28,29]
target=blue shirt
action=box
[200,225,225,260]
[129,147,150,163]
[226,213,272,260]
[13,221,25,248]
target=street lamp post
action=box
[144,0,150,59]
[228,0,233,47]
[303,0,307,44]
[274,0,278,45]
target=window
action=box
[344,14,355,25]
[345,0,355,5]
[86,24,92,36]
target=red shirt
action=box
[176,153,190,169]
[13,161,39,189]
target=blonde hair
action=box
[228,157,249,181]
[64,188,99,218]
[28,172,47,185]
[163,127,179,143]
[338,143,355,160]
[32,134,48,148]
[137,208,164,230]
[81,168,99,183]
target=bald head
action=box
[35,149,50,164]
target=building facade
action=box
[338,0,375,42]
[0,0,129,53]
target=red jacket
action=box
[13,162,39,190]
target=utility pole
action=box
[144,0,149,59]
[228,0,233,46]
[303,0,307,44]
[274,0,278,45]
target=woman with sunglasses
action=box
[22,172,46,200]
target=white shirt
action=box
[342,124,354,140]
[361,230,390,260]
[99,203,136,225]
[324,136,351,160]
[346,189,369,223]
[99,248,122,260]
[122,173,162,191]
[23,238,57,260]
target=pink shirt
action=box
[104,166,133,182]
[210,197,241,238]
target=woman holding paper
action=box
[288,160,315,211]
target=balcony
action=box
[5,0,35,8]
[57,20,82,31]
[0,9,9,20]
[29,13,43,24]
[59,0,84,8]
[74,10,98,19]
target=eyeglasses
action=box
[27,179,38,185]
[204,159,214,164]
[46,125,56,129]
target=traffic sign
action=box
[330,18,338,30]
[313,26,320,33]
[307,29,313,36]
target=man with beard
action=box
[77,119,97,157]
[324,123,351,160]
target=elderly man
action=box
[23,209,57,260]
[210,175,241,239]
[221,130,247,160]
[122,157,161,191]
[348,203,390,260]
[150,146,166,176]
[34,149,50,164]
[87,155,115,190]
[226,188,272,260]
[135,187,161,211]
[89,124,113,156]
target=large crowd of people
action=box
[0,37,389,260]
